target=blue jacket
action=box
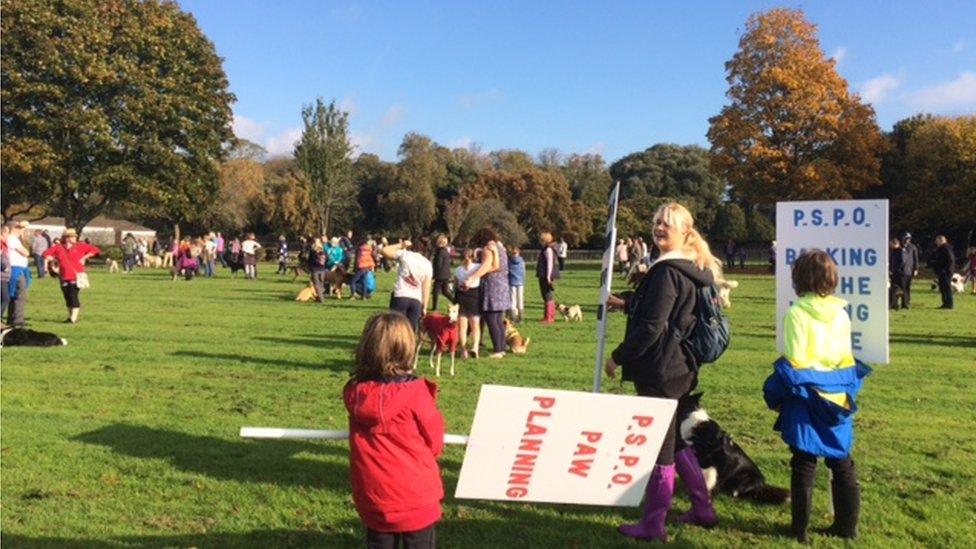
[326,245,345,268]
[763,357,871,459]
[508,256,526,286]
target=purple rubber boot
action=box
[674,447,718,527]
[618,464,675,541]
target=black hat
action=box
[902,232,912,239]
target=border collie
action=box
[678,393,789,504]
[1,327,67,347]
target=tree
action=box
[712,203,748,242]
[211,151,266,232]
[1,0,234,231]
[295,97,355,235]
[563,154,613,246]
[746,208,775,242]
[379,133,441,236]
[353,154,398,233]
[263,158,317,236]
[707,8,885,205]
[455,199,528,247]
[896,115,976,246]
[610,144,725,234]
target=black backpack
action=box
[672,281,730,367]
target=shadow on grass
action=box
[171,350,346,371]
[890,334,976,349]
[255,335,359,351]
[72,424,349,489]
[1,528,361,548]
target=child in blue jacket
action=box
[764,250,871,543]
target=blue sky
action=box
[179,1,976,162]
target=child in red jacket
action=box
[344,312,445,548]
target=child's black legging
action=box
[484,311,506,353]
[790,447,857,488]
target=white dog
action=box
[106,259,119,273]
[715,278,740,309]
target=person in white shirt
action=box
[5,221,32,326]
[241,233,262,279]
[556,237,568,272]
[381,239,432,331]
[453,248,482,359]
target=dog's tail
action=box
[742,483,790,505]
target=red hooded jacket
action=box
[343,376,445,532]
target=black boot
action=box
[828,481,860,539]
[790,452,817,544]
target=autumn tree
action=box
[707,8,885,205]
[454,199,528,247]
[380,133,441,236]
[712,203,748,242]
[610,144,725,234]
[263,157,317,236]
[1,0,234,231]
[295,97,355,235]
[353,154,398,233]
[210,140,266,231]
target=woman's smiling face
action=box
[652,215,683,253]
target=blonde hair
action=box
[653,202,722,279]
[353,312,417,381]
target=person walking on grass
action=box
[343,312,445,549]
[5,221,32,327]
[241,233,261,279]
[121,233,138,273]
[930,235,956,310]
[897,232,919,309]
[276,235,289,275]
[454,248,482,359]
[603,203,721,542]
[467,228,510,359]
[1,225,11,325]
[349,237,376,300]
[888,238,904,310]
[556,236,568,272]
[215,232,226,268]
[508,246,526,322]
[42,229,101,324]
[201,235,216,277]
[308,241,329,303]
[764,250,871,543]
[431,235,454,312]
[536,231,559,324]
[382,239,433,332]
[31,229,49,278]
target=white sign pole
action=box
[240,427,469,445]
[775,200,889,364]
[593,181,621,393]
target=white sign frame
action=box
[454,385,676,507]
[593,181,621,392]
[775,200,889,364]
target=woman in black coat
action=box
[605,202,722,542]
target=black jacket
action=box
[433,247,452,280]
[932,244,955,275]
[612,258,714,397]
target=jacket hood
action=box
[793,294,848,323]
[344,377,437,427]
[654,252,714,287]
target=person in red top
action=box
[343,312,445,548]
[350,237,377,299]
[42,228,101,324]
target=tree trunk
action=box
[174,222,181,242]
[323,203,332,238]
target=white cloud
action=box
[338,97,359,116]
[859,74,902,104]
[585,141,607,156]
[232,114,267,144]
[380,105,406,127]
[951,40,965,53]
[264,127,303,157]
[908,72,976,111]
[830,46,847,64]
[458,88,503,109]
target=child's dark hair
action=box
[792,250,838,297]
[353,312,417,380]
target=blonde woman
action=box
[604,202,722,542]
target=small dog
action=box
[143,254,163,268]
[503,318,531,354]
[715,278,739,309]
[418,304,460,376]
[106,259,119,273]
[1,327,67,347]
[930,273,965,294]
[558,303,583,322]
[295,283,318,302]
[678,393,789,504]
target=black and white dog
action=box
[678,393,789,504]
[0,327,67,347]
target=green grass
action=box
[2,263,975,548]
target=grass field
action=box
[2,262,975,548]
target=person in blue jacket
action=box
[764,250,871,543]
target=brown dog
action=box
[321,267,354,299]
[295,283,318,302]
[503,318,531,355]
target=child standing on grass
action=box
[508,247,526,322]
[344,312,445,548]
[764,250,871,544]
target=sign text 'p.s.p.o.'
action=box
[454,385,676,506]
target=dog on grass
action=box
[295,283,318,302]
[503,318,531,355]
[290,264,309,281]
[678,393,789,504]
[1,327,67,347]
[557,303,583,322]
[417,304,460,376]
[321,267,354,299]
[930,273,965,294]
[143,254,163,269]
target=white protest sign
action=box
[593,181,621,393]
[455,385,676,506]
[776,200,889,364]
